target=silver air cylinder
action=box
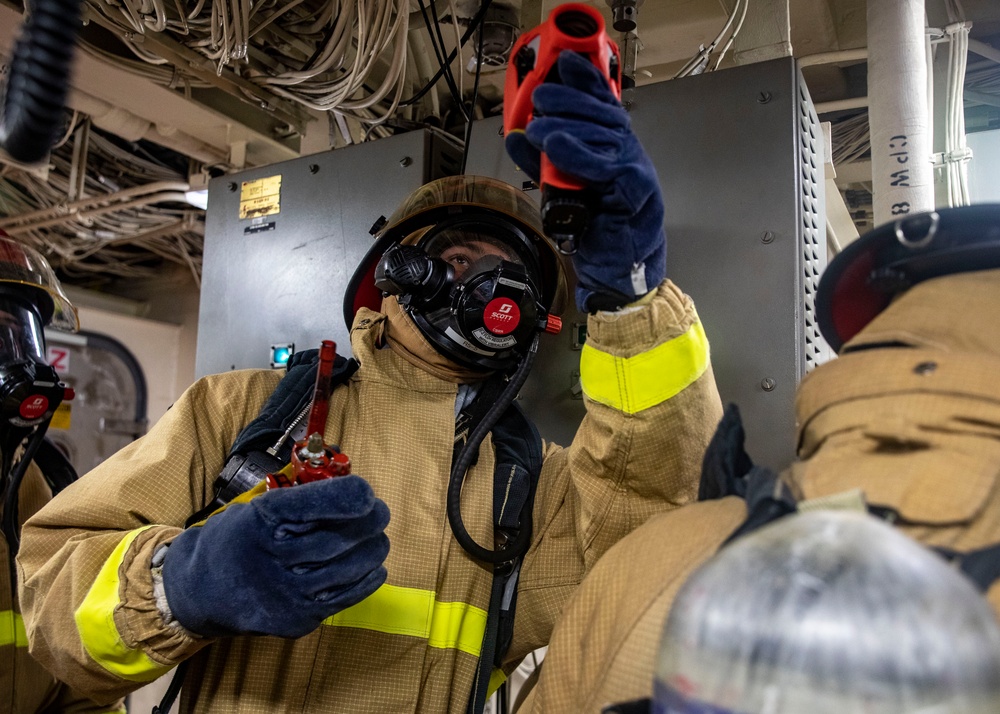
[654,510,1000,714]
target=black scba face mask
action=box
[375,218,560,371]
[0,293,67,428]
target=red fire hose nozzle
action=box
[266,340,352,489]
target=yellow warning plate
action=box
[239,175,282,219]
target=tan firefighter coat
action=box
[2,460,124,713]
[18,279,722,713]
[521,270,1000,713]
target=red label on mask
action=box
[484,298,520,335]
[19,395,49,420]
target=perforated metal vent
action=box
[798,80,832,373]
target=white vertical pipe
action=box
[867,0,934,225]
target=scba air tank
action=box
[654,510,1000,714]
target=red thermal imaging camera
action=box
[503,3,622,255]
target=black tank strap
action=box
[697,404,796,545]
[454,378,543,714]
[932,542,1000,593]
[698,403,754,502]
[34,437,78,495]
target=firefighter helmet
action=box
[344,175,567,371]
[816,204,1000,352]
[0,230,78,332]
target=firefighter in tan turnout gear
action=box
[520,204,1000,714]
[17,51,723,712]
[0,232,124,713]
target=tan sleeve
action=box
[17,369,281,703]
[509,280,723,663]
[526,499,746,713]
[43,685,127,714]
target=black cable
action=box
[428,0,475,124]
[152,659,189,714]
[403,0,494,108]
[2,421,50,588]
[416,0,469,123]
[421,0,465,114]
[460,9,486,175]
[446,336,538,564]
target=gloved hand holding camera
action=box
[161,474,390,639]
[505,50,667,313]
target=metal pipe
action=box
[798,48,868,68]
[866,0,934,225]
[968,38,1000,65]
[815,97,870,114]
[66,89,227,165]
[965,89,1000,108]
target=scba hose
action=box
[0,0,82,164]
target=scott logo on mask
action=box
[483,298,521,335]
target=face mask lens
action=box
[0,299,44,366]
[422,228,521,280]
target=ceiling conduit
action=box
[66,90,228,165]
[867,0,935,225]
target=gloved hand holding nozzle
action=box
[505,50,667,313]
[161,474,390,639]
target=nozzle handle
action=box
[541,157,592,255]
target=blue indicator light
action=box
[270,343,294,369]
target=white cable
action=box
[0,120,205,281]
[449,0,464,102]
[409,28,440,119]
[84,0,412,122]
[674,0,742,78]
[50,111,81,151]
[948,22,971,205]
[714,0,749,70]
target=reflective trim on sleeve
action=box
[488,668,507,698]
[0,610,27,647]
[324,583,488,657]
[73,526,174,682]
[580,320,709,414]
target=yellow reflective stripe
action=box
[580,320,709,414]
[487,668,507,698]
[74,526,173,682]
[0,610,27,647]
[324,583,488,657]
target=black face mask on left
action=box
[375,243,551,372]
[0,293,67,428]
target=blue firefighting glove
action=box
[161,474,390,638]
[506,50,667,312]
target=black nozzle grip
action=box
[541,186,591,255]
